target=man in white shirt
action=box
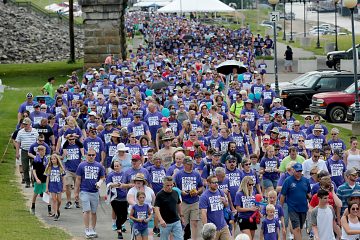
[302,148,328,179]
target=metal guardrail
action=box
[7,0,83,27]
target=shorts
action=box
[238,218,257,231]
[285,60,293,67]
[262,178,278,189]
[34,182,46,195]
[182,202,200,225]
[65,170,76,186]
[133,228,148,237]
[80,191,99,213]
[288,211,307,229]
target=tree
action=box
[68,0,75,63]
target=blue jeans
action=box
[159,220,183,240]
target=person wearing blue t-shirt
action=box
[74,149,106,239]
[280,163,311,240]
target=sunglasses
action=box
[229,160,236,163]
[310,172,317,175]
[282,123,287,125]
[211,181,218,184]
[88,154,96,157]
[331,133,338,135]
[294,125,300,126]
[298,140,304,142]
[352,207,359,211]
[190,135,196,137]
[244,163,251,166]
[248,183,254,186]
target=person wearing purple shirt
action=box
[83,127,105,164]
[250,78,264,104]
[269,98,287,117]
[18,92,35,121]
[289,121,307,146]
[240,159,262,195]
[306,124,327,149]
[123,154,150,184]
[261,84,276,112]
[215,127,234,153]
[199,175,231,239]
[328,128,346,152]
[326,149,346,187]
[234,176,257,238]
[174,157,204,240]
[144,103,163,143]
[99,121,115,145]
[127,112,151,141]
[166,160,184,177]
[261,213,280,240]
[306,121,329,136]
[240,100,259,132]
[224,156,242,203]
[117,105,134,128]
[74,149,105,239]
[148,154,166,194]
[30,104,48,125]
[201,152,224,180]
[28,136,51,158]
[260,146,280,195]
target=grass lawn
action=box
[294,114,358,147]
[0,61,82,240]
[278,34,360,55]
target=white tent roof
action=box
[157,0,235,13]
[134,0,170,7]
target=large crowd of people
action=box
[12,12,360,240]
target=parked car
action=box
[326,44,360,70]
[310,80,360,122]
[276,71,355,114]
[347,103,355,122]
[280,12,295,20]
[260,20,282,31]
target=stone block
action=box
[97,36,120,45]
[84,29,104,37]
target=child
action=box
[262,190,285,240]
[45,154,66,221]
[30,145,49,215]
[311,189,337,240]
[129,191,152,240]
[250,154,260,174]
[260,204,280,240]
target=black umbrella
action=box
[182,35,194,41]
[150,81,169,91]
[216,60,247,75]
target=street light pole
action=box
[344,0,360,131]
[282,0,286,41]
[303,0,306,37]
[269,0,280,96]
[289,0,294,42]
[316,0,321,48]
[334,0,339,51]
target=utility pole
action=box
[68,0,75,63]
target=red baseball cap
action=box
[160,117,169,123]
[132,154,141,161]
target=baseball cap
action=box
[183,157,194,165]
[132,154,141,161]
[346,168,358,176]
[26,92,33,98]
[292,163,303,172]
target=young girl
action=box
[129,191,152,240]
[45,154,66,221]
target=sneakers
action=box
[25,183,30,188]
[89,228,98,238]
[117,231,123,239]
[121,224,126,233]
[30,208,35,215]
[54,215,59,221]
[75,201,81,208]
[112,223,117,231]
[288,232,294,240]
[85,229,92,239]
[153,227,160,237]
[65,202,72,209]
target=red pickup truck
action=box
[310,82,358,123]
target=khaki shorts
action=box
[215,226,231,240]
[182,201,199,225]
[65,170,76,186]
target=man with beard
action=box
[220,142,242,165]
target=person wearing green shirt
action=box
[279,146,305,172]
[229,93,244,123]
[41,77,55,98]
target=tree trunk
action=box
[69,0,75,63]
[120,0,128,61]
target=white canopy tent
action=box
[134,0,171,7]
[157,0,235,13]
